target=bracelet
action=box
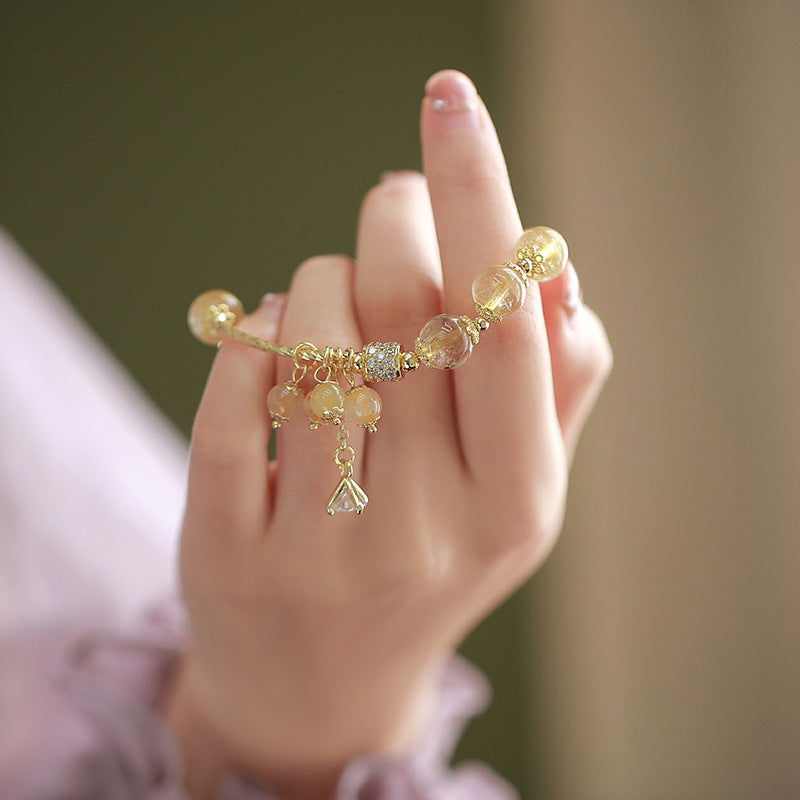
[188,226,568,516]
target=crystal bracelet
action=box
[188,226,568,516]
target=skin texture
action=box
[166,70,612,800]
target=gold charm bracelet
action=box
[187,227,568,516]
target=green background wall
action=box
[0,3,539,794]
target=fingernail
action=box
[425,70,479,128]
[380,169,423,183]
[563,263,583,319]
[259,292,285,313]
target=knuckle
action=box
[468,470,567,564]
[189,425,239,473]
[360,273,442,338]
[397,536,453,585]
[189,412,258,474]
[583,312,614,384]
[438,152,500,195]
[566,309,614,389]
[362,525,454,595]
[595,328,614,381]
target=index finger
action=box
[421,71,563,487]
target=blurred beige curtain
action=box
[501,1,800,798]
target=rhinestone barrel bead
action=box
[187,290,244,345]
[472,265,527,321]
[344,386,382,431]
[415,314,474,370]
[305,381,345,426]
[363,342,402,382]
[515,227,569,282]
[267,382,304,427]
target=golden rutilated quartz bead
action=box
[187,290,244,345]
[267,382,305,427]
[344,386,382,432]
[415,314,473,370]
[515,227,569,282]
[304,381,345,427]
[471,265,527,321]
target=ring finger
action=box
[271,255,365,527]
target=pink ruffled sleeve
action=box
[0,604,517,800]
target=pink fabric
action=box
[0,229,187,635]
[0,605,517,799]
[0,229,517,798]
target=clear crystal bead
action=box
[415,314,473,370]
[472,265,527,320]
[515,227,569,282]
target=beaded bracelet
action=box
[188,226,568,516]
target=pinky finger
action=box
[185,293,286,542]
[541,264,613,461]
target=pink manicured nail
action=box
[425,70,479,127]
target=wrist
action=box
[164,650,446,800]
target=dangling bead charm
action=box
[267,382,305,428]
[305,381,345,429]
[344,386,382,432]
[515,226,569,282]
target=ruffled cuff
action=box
[0,605,517,799]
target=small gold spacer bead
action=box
[518,256,533,274]
[366,423,377,433]
[460,315,481,346]
[309,422,320,430]
[272,420,281,429]
[476,316,490,331]
[506,261,529,284]
[474,302,501,324]
[402,351,420,372]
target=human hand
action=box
[168,70,611,800]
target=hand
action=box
[167,70,612,800]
